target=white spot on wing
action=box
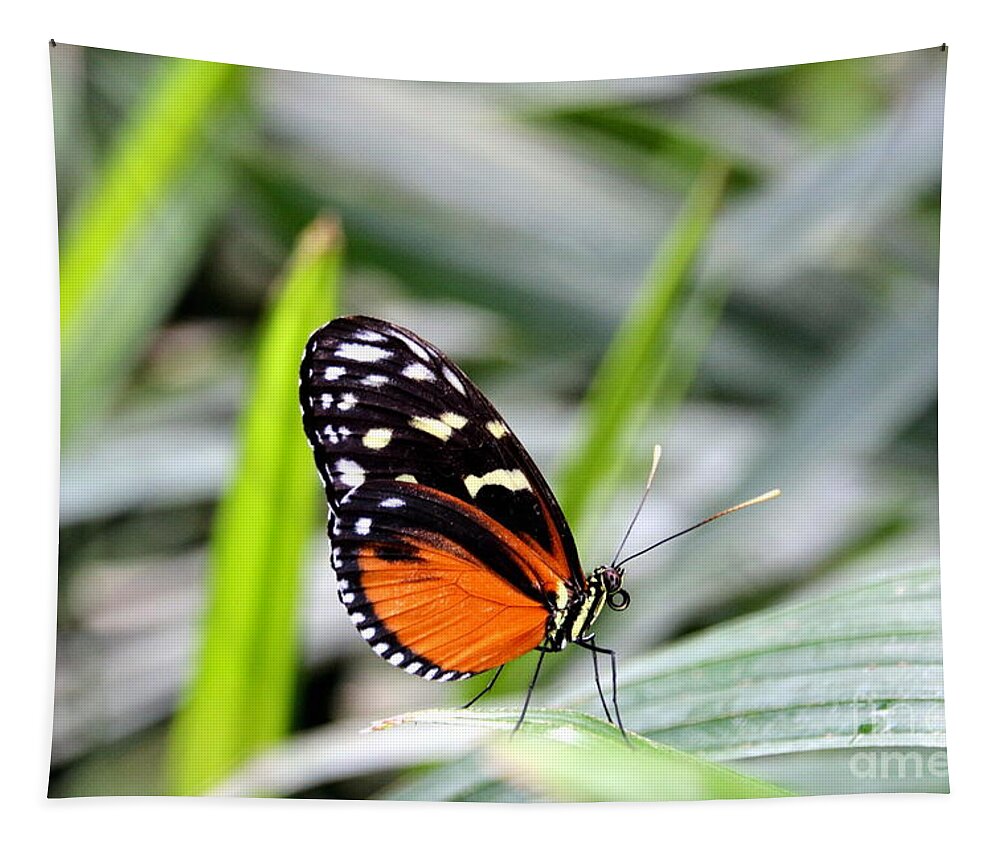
[362,428,393,450]
[355,517,372,536]
[323,424,339,444]
[424,667,439,680]
[336,343,391,363]
[355,329,386,342]
[402,362,435,382]
[463,468,531,498]
[335,459,366,488]
[389,653,405,666]
[324,366,346,381]
[374,643,389,656]
[360,627,375,639]
[341,592,355,604]
[379,497,406,508]
[439,672,455,682]
[405,662,423,674]
[391,331,431,361]
[350,612,365,624]
[320,393,334,410]
[337,393,357,411]
[362,374,389,387]
[442,366,466,395]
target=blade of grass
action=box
[59,56,241,330]
[60,155,234,440]
[168,218,342,795]
[461,161,728,703]
[57,56,245,441]
[558,160,729,533]
[620,286,939,645]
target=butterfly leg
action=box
[461,664,505,709]
[585,643,630,746]
[585,641,614,724]
[513,650,547,734]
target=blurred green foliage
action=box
[51,45,945,801]
[59,57,247,441]
[169,218,342,794]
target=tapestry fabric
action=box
[50,43,947,800]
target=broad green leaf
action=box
[380,709,789,802]
[213,708,788,801]
[388,559,945,800]
[586,564,944,756]
[169,218,342,795]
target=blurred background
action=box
[51,44,945,799]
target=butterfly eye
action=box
[598,566,621,592]
[595,566,629,610]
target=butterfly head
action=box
[592,564,630,612]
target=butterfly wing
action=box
[331,479,566,678]
[299,315,585,677]
[300,315,584,585]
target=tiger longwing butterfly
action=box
[299,315,779,739]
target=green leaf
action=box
[557,160,729,533]
[58,56,246,441]
[212,708,788,801]
[168,218,342,795]
[592,563,944,752]
[376,709,789,802]
[60,156,234,440]
[464,160,728,704]
[388,559,945,800]
[619,286,939,645]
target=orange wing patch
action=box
[358,535,549,674]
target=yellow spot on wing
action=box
[554,583,570,609]
[486,420,508,439]
[362,428,393,449]
[463,469,531,499]
[440,412,468,430]
[411,416,452,441]
[395,474,418,483]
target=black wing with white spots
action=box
[299,315,585,588]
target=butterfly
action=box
[299,315,779,738]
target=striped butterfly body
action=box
[299,316,631,730]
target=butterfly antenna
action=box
[609,445,663,570]
[615,488,781,570]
